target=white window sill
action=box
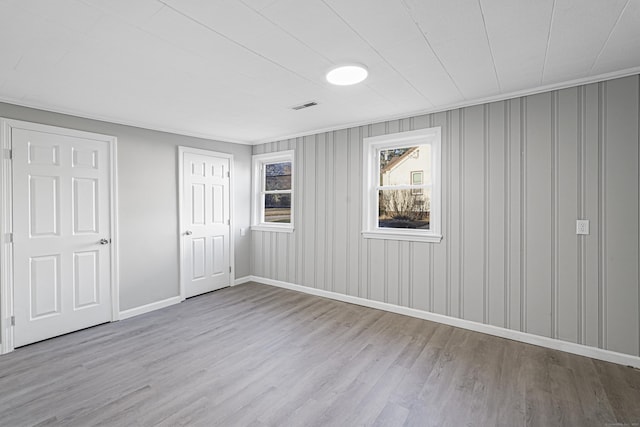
[362,230,442,243]
[251,225,294,233]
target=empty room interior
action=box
[1,0,640,426]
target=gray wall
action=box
[252,74,640,358]
[0,102,252,312]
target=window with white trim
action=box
[362,127,442,243]
[252,150,294,232]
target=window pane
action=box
[411,171,423,195]
[378,188,430,230]
[411,171,423,185]
[379,144,431,186]
[265,162,292,191]
[264,193,291,223]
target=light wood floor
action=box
[1,282,640,426]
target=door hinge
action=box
[10,316,15,326]
[227,171,230,178]
[3,149,12,160]
[5,233,12,243]
[227,219,230,225]
[229,266,232,273]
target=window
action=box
[252,150,294,232]
[362,127,441,243]
[411,171,423,195]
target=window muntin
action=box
[363,127,441,243]
[252,151,294,232]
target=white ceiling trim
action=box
[1,66,639,146]
[0,95,253,146]
[254,66,640,145]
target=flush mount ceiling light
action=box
[326,64,368,86]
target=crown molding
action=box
[2,66,639,146]
[252,66,640,145]
[0,96,252,145]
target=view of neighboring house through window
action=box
[379,145,430,230]
[363,127,441,243]
[252,150,294,232]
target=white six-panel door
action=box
[12,126,112,347]
[182,151,230,298]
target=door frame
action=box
[0,118,120,354]
[178,146,235,300]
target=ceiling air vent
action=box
[291,101,318,111]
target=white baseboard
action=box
[119,296,182,320]
[234,276,252,286]
[249,275,640,369]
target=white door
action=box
[182,151,230,298]
[12,126,112,347]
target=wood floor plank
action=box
[0,282,639,426]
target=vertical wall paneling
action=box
[584,82,600,349]
[558,88,579,344]
[520,97,527,333]
[445,111,453,317]
[315,133,326,290]
[295,138,303,285]
[277,232,286,282]
[577,86,586,345]
[333,129,348,295]
[525,92,553,338]
[598,82,606,349]
[432,112,448,315]
[509,99,522,331]
[603,77,639,356]
[484,105,490,325]
[326,131,335,292]
[387,240,400,305]
[412,242,429,311]
[250,75,640,358]
[328,131,335,293]
[459,109,465,318]
[551,91,559,339]
[348,128,360,297]
[488,101,506,328]
[303,134,316,289]
[253,229,262,277]
[448,110,461,317]
[462,105,485,323]
[504,100,512,329]
[363,126,371,300]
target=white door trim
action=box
[0,118,119,354]
[178,146,235,300]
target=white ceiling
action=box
[1,0,639,144]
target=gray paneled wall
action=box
[252,75,640,358]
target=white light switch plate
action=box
[576,220,589,235]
